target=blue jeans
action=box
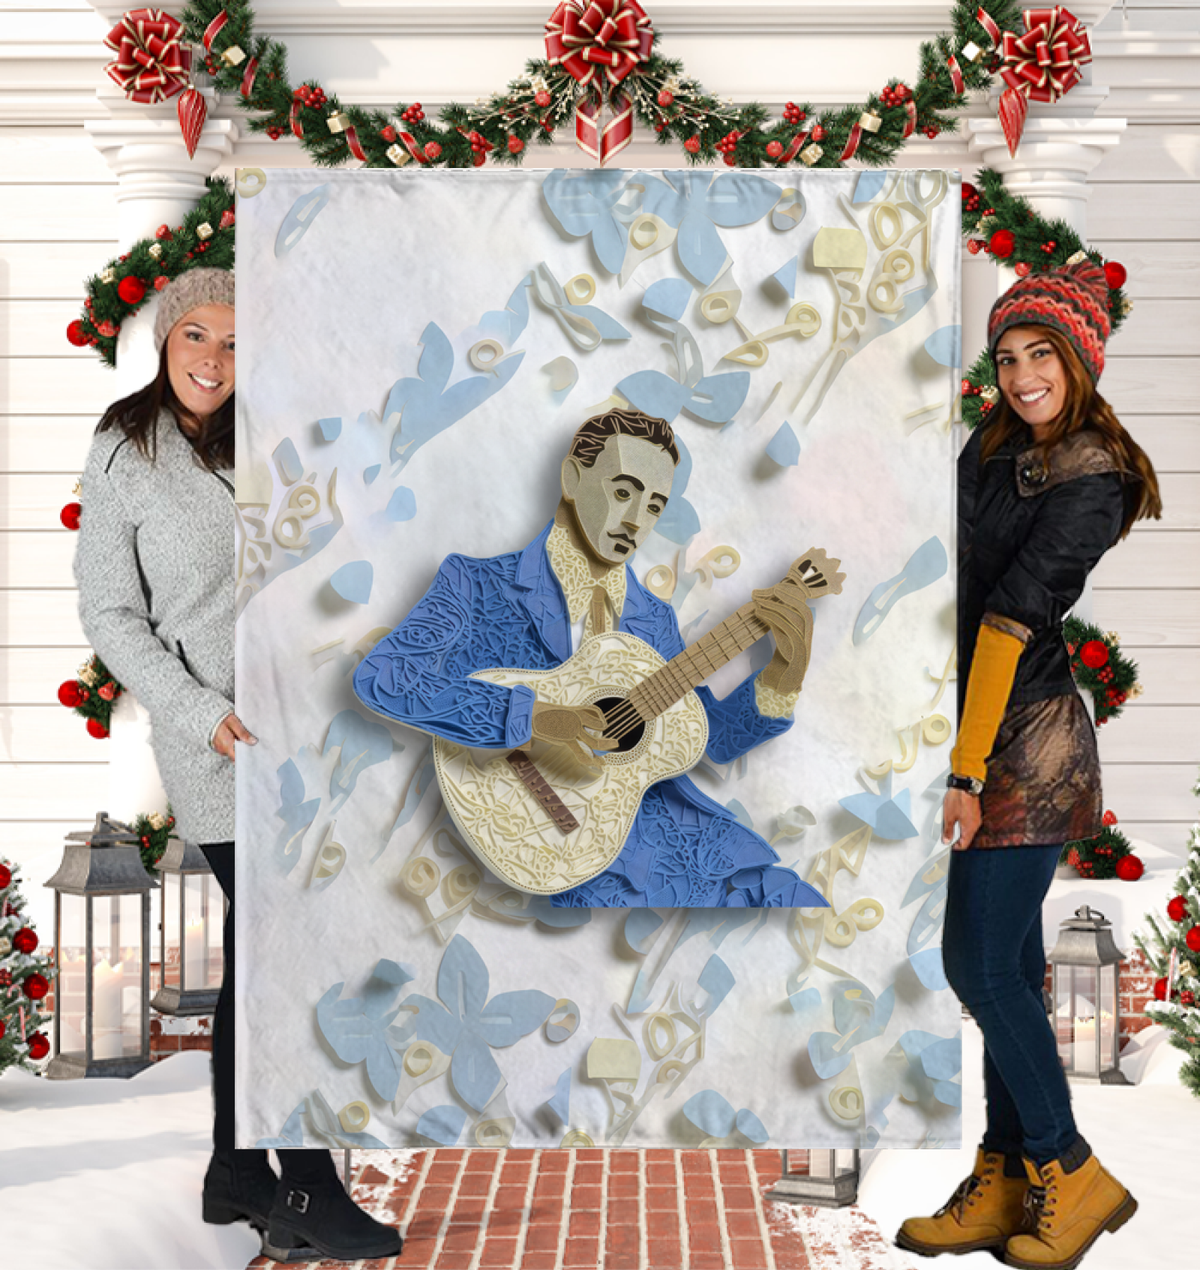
[942,843,1090,1168]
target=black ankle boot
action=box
[262,1175,403,1263]
[202,1149,279,1230]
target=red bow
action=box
[103,8,190,104]
[545,1,654,164]
[990,7,1092,156]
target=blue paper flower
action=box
[316,958,416,1101]
[407,935,555,1111]
[641,172,783,285]
[682,1090,770,1144]
[541,170,641,274]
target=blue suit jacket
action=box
[354,521,826,908]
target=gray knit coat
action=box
[74,411,235,845]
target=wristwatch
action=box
[946,773,985,797]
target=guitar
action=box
[432,549,845,895]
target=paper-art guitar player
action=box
[354,407,844,908]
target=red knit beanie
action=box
[987,260,1111,384]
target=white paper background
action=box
[235,167,961,1149]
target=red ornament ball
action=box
[60,502,82,530]
[962,181,977,203]
[1187,927,1200,953]
[13,926,38,954]
[1168,895,1190,923]
[534,90,552,108]
[67,320,89,347]
[507,135,524,154]
[766,140,784,159]
[1079,639,1109,669]
[1102,809,1118,826]
[657,90,674,108]
[0,863,10,889]
[86,718,109,740]
[57,680,83,708]
[967,239,983,255]
[1014,261,1031,278]
[155,224,173,241]
[219,208,235,230]
[117,276,146,305]
[22,972,49,1001]
[95,320,117,338]
[1104,261,1127,290]
[810,124,826,142]
[1153,977,1169,1001]
[424,141,442,159]
[989,229,1016,259]
[27,1032,50,1060]
[98,682,116,702]
[154,275,170,292]
[684,136,701,154]
[380,125,397,142]
[1115,855,1143,882]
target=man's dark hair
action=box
[568,407,679,469]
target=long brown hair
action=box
[96,341,234,472]
[979,325,1161,539]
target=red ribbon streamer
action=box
[902,100,917,138]
[240,56,258,99]
[977,5,1003,45]
[545,1,652,163]
[202,9,228,53]
[290,98,304,139]
[102,7,189,104]
[947,54,965,94]
[344,125,368,162]
[780,129,809,163]
[400,130,430,164]
[839,124,863,162]
[997,6,1091,155]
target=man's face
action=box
[561,434,675,566]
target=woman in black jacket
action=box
[897,261,1161,1270]
[76,269,401,1264]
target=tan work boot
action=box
[1004,1155,1137,1269]
[896,1148,1030,1257]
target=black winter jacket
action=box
[957,421,1130,717]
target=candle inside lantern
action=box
[1073,1014,1097,1075]
[184,918,205,989]
[92,958,124,1059]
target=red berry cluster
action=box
[266,125,284,139]
[783,102,805,125]
[1041,239,1058,254]
[1182,991,1197,1007]
[962,183,981,213]
[294,84,327,110]
[716,130,741,155]
[401,102,425,124]
[922,125,940,139]
[467,131,488,156]
[880,82,911,108]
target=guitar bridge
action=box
[505,750,580,835]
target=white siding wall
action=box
[1,0,1196,916]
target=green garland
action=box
[1062,816,1135,879]
[56,653,124,738]
[178,0,1020,170]
[69,178,234,368]
[132,810,177,874]
[1063,616,1141,727]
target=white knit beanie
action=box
[153,268,235,352]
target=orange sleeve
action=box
[950,621,1027,783]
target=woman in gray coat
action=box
[74,268,401,1263]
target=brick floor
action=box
[246,1150,916,1270]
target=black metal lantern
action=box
[150,837,224,1015]
[44,813,157,1078]
[1047,905,1130,1086]
[771,1149,860,1207]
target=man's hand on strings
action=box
[530,701,619,774]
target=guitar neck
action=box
[627,605,768,721]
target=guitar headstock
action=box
[783,548,845,598]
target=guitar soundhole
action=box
[595,696,646,754]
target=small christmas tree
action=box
[0,859,57,1074]
[1062,809,1143,880]
[1132,770,1200,1099]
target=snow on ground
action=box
[1,1018,1196,1269]
[858,1019,1197,1270]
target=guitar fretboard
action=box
[626,606,768,722]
